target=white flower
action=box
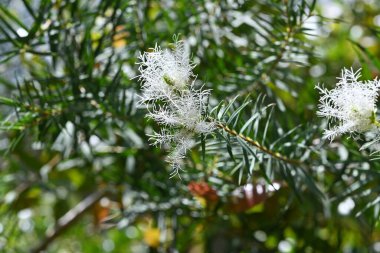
[316,68,380,140]
[137,41,194,103]
[137,40,215,175]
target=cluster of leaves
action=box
[1,0,380,252]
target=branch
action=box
[232,1,314,99]
[30,188,109,253]
[216,123,301,166]
[234,26,293,99]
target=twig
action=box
[233,25,293,99]
[231,0,316,100]
[216,122,301,166]
[30,188,108,253]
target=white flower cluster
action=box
[137,41,215,175]
[316,68,380,140]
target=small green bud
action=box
[371,110,377,124]
[163,74,175,86]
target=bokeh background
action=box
[1,0,380,252]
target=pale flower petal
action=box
[137,40,215,173]
[316,68,380,140]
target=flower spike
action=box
[316,68,380,140]
[137,40,215,175]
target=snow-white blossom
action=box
[138,41,194,103]
[316,68,380,140]
[137,40,215,175]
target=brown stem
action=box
[234,25,293,99]
[216,123,301,166]
[30,188,109,253]
[231,0,317,99]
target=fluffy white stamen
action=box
[316,68,380,140]
[137,41,215,174]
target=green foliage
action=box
[1,0,380,252]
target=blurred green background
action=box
[1,0,380,252]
